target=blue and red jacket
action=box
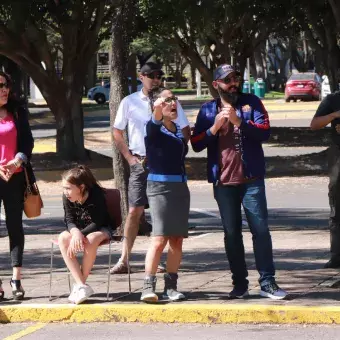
[191,94,270,184]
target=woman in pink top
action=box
[0,71,34,301]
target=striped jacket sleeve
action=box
[240,98,270,142]
[190,104,217,152]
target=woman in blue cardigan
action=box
[140,88,190,302]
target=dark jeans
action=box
[213,179,275,287]
[0,171,25,267]
[328,145,340,261]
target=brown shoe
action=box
[109,261,130,274]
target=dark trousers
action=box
[213,179,275,288]
[0,171,25,267]
[328,145,340,261]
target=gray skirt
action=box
[147,181,190,237]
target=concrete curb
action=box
[1,304,340,324]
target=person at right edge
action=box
[310,90,340,268]
[191,64,287,300]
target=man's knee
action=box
[127,206,144,222]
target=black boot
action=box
[163,273,185,301]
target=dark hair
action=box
[148,86,171,111]
[0,71,21,114]
[62,165,101,197]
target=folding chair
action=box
[49,188,131,301]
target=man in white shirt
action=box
[111,62,190,273]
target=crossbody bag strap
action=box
[23,167,32,194]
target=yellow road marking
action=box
[33,144,56,153]
[3,304,340,324]
[3,323,47,340]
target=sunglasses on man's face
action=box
[163,96,178,103]
[146,73,162,80]
[0,83,9,89]
[220,75,242,84]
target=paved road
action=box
[0,176,327,234]
[3,323,340,339]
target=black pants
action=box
[0,171,25,267]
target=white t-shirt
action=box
[113,89,189,156]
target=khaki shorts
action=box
[128,163,149,207]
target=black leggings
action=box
[0,171,25,267]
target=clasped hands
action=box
[210,105,241,135]
[67,229,88,258]
[0,158,22,182]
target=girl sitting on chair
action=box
[58,165,116,304]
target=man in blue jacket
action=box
[191,64,287,300]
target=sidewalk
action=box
[1,205,340,324]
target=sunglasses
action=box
[219,75,242,84]
[0,82,9,89]
[163,96,178,103]
[146,73,162,80]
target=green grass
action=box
[171,88,198,95]
[265,91,285,99]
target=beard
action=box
[217,85,241,106]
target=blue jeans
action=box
[213,179,275,287]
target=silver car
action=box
[87,79,143,104]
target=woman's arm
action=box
[83,187,116,234]
[17,107,34,161]
[63,194,79,232]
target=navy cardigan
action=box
[145,118,188,182]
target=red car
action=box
[285,73,322,102]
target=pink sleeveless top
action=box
[0,114,21,172]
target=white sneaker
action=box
[73,284,94,305]
[68,284,79,303]
[163,289,186,301]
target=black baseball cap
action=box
[140,62,164,75]
[213,64,236,80]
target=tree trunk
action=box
[238,57,247,81]
[46,91,87,161]
[85,54,97,94]
[254,44,265,80]
[174,52,182,88]
[327,49,340,92]
[173,34,217,96]
[188,64,196,89]
[128,53,137,93]
[109,0,135,223]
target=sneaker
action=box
[68,284,79,303]
[73,284,94,305]
[10,279,25,301]
[324,258,340,269]
[260,282,287,300]
[110,261,130,274]
[140,277,158,302]
[163,289,185,301]
[228,286,249,299]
